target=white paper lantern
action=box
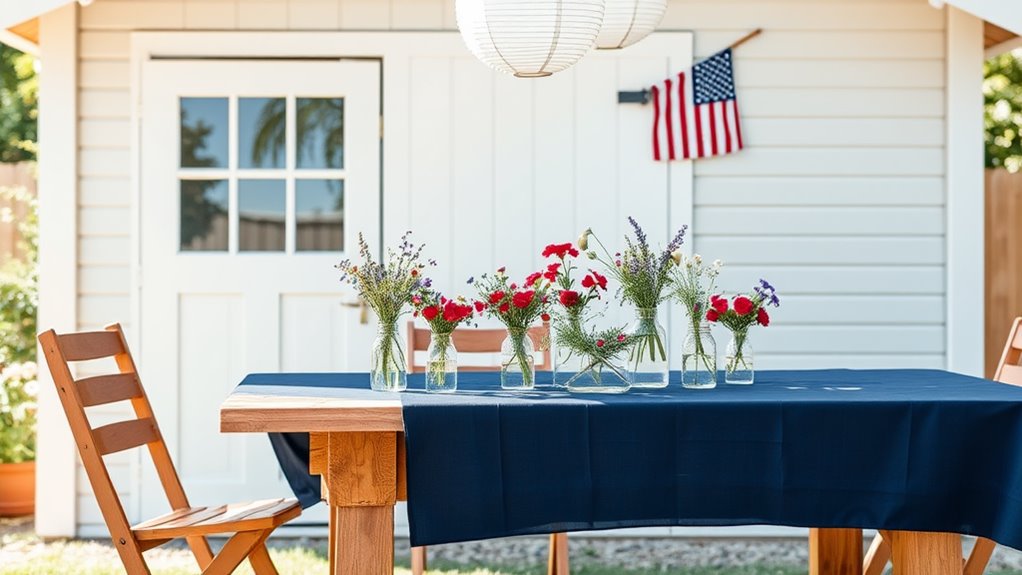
[594,0,667,50]
[456,0,606,78]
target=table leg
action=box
[809,528,863,575]
[885,530,962,575]
[313,431,399,575]
[331,505,395,575]
[547,533,569,575]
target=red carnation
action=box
[711,297,728,314]
[733,296,754,316]
[569,248,580,257]
[581,275,595,289]
[512,290,535,309]
[525,272,543,287]
[499,302,510,314]
[542,243,575,259]
[547,263,561,273]
[443,302,470,323]
[422,306,439,321]
[757,307,770,327]
[541,313,551,322]
[591,270,608,290]
[559,290,580,307]
[489,291,505,304]
[474,301,485,313]
[705,309,720,322]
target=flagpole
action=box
[728,28,762,51]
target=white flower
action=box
[693,254,703,265]
[22,380,39,397]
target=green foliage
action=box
[0,362,37,463]
[0,44,37,163]
[985,49,1022,171]
[0,185,37,366]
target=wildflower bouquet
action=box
[0,362,38,463]
[473,267,552,389]
[410,289,476,392]
[706,279,780,383]
[671,254,723,378]
[581,218,687,387]
[336,231,431,391]
[546,243,632,391]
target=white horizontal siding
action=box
[73,0,949,537]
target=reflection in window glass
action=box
[180,180,228,251]
[180,98,228,168]
[297,98,344,169]
[296,179,344,251]
[239,180,286,252]
[239,97,285,169]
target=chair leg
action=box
[964,537,997,575]
[201,530,267,575]
[248,539,279,575]
[411,546,428,575]
[185,535,215,570]
[864,532,891,575]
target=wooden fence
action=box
[0,162,36,266]
[986,168,1022,377]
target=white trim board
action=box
[34,2,78,538]
[945,7,985,377]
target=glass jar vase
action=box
[682,321,717,389]
[627,308,669,388]
[724,329,754,385]
[426,331,458,393]
[566,353,631,394]
[370,321,407,392]
[501,328,536,391]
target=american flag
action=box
[651,48,744,161]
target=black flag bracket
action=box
[616,28,762,106]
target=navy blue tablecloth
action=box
[242,370,1022,548]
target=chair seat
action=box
[132,498,301,541]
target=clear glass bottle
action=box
[725,329,754,385]
[566,353,631,394]
[682,321,717,389]
[551,318,579,388]
[425,331,458,393]
[501,328,536,391]
[627,308,670,388]
[370,321,407,392]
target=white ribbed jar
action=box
[594,0,667,50]
[456,0,606,78]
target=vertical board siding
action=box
[75,0,948,534]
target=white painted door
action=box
[138,59,380,522]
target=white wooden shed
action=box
[3,0,1020,539]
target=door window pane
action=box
[296,179,344,251]
[297,98,344,169]
[180,98,228,168]
[180,180,228,251]
[239,180,285,251]
[239,97,286,169]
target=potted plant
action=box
[0,361,38,516]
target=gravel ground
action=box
[7,516,1022,572]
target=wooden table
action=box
[220,385,963,575]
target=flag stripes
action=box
[651,48,744,161]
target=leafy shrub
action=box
[0,361,37,462]
[0,184,36,366]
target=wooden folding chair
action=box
[863,317,1022,575]
[38,323,301,575]
[406,321,566,575]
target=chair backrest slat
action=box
[999,364,1022,387]
[56,331,126,361]
[406,321,551,372]
[93,418,161,456]
[77,373,145,407]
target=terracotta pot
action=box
[0,461,35,516]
